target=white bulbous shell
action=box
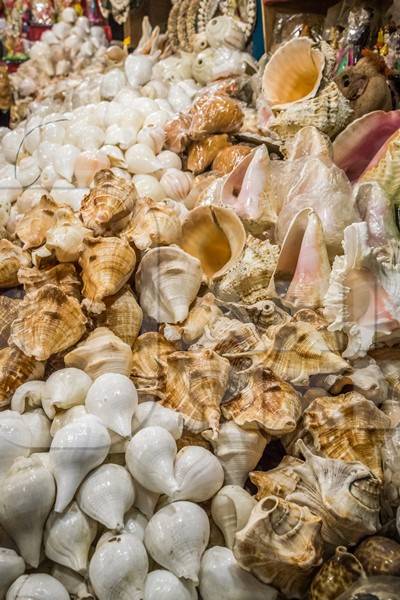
[132,401,183,440]
[51,179,88,212]
[50,564,93,599]
[156,150,182,171]
[133,480,160,519]
[2,130,24,164]
[143,110,171,129]
[104,124,137,150]
[54,144,80,182]
[144,501,210,584]
[0,548,25,599]
[6,574,69,600]
[40,165,58,190]
[50,414,111,512]
[137,126,165,154]
[0,177,22,205]
[123,507,148,541]
[133,174,166,201]
[0,411,32,477]
[85,373,138,438]
[50,405,88,437]
[16,156,40,188]
[125,55,154,88]
[160,169,192,201]
[126,426,178,496]
[77,464,135,531]
[89,532,149,600]
[101,69,126,100]
[0,456,55,568]
[43,368,92,419]
[11,381,45,414]
[21,409,51,452]
[41,121,66,145]
[44,501,97,574]
[126,144,161,175]
[211,486,256,549]
[172,446,224,502]
[144,570,197,600]
[74,150,110,188]
[199,546,278,600]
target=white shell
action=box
[160,169,192,201]
[144,501,210,584]
[172,446,224,502]
[2,130,24,164]
[144,570,197,600]
[137,126,165,154]
[49,414,111,512]
[144,110,171,129]
[126,144,161,175]
[74,150,110,188]
[133,480,160,519]
[101,69,126,100]
[123,507,148,541]
[50,405,88,437]
[11,381,45,414]
[16,156,40,188]
[53,144,80,182]
[21,409,51,453]
[211,486,256,549]
[132,401,183,440]
[133,174,166,201]
[0,548,25,599]
[125,55,154,88]
[0,456,55,567]
[89,532,148,600]
[156,150,182,171]
[0,411,31,477]
[85,373,138,438]
[40,165,59,190]
[43,368,92,419]
[44,501,97,574]
[77,463,135,531]
[126,426,178,496]
[6,574,69,600]
[50,564,93,599]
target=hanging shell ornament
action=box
[95,286,143,347]
[79,236,136,314]
[18,263,81,299]
[0,240,30,288]
[9,285,87,361]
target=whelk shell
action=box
[211,485,256,549]
[18,263,81,299]
[45,207,91,263]
[131,332,178,398]
[164,292,222,344]
[0,240,30,288]
[0,296,20,349]
[122,197,182,250]
[15,195,59,250]
[95,286,143,347]
[0,346,45,409]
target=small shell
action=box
[15,195,59,250]
[144,570,197,600]
[164,113,191,153]
[163,292,222,344]
[80,236,136,314]
[10,285,87,361]
[310,547,365,600]
[95,286,143,347]
[187,134,231,175]
[42,367,92,418]
[211,486,256,549]
[45,208,91,263]
[355,536,400,577]
[0,296,20,349]
[64,327,133,379]
[0,346,45,409]
[11,380,45,414]
[189,94,243,139]
[132,400,184,440]
[250,456,302,501]
[0,240,30,288]
[122,197,182,250]
[131,332,178,398]
[160,168,193,201]
[6,574,69,600]
[18,263,81,299]
[0,548,25,599]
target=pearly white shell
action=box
[0,548,25,599]
[133,480,160,519]
[126,144,161,175]
[11,381,45,414]
[133,174,166,201]
[42,368,92,419]
[125,55,154,88]
[6,574,69,600]
[211,486,256,549]
[0,411,31,477]
[144,570,197,600]
[172,446,224,502]
[21,408,51,453]
[123,507,148,541]
[160,169,192,201]
[132,401,183,440]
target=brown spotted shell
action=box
[355,536,400,577]
[18,263,81,299]
[96,286,143,347]
[15,195,59,249]
[0,345,45,408]
[309,547,365,600]
[9,284,87,361]
[0,296,21,349]
[131,332,178,399]
[0,241,30,288]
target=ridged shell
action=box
[0,241,30,288]
[216,298,291,335]
[45,208,91,263]
[189,94,243,139]
[212,144,253,176]
[360,128,400,202]
[162,348,231,437]
[64,327,133,379]
[15,195,59,249]
[96,286,142,347]
[0,296,20,349]
[131,332,178,398]
[10,285,87,361]
[309,547,365,600]
[250,456,302,501]
[121,198,182,250]
[187,134,231,175]
[0,346,45,409]
[164,293,222,345]
[18,264,81,300]
[80,170,136,235]
[179,205,246,281]
[80,237,136,314]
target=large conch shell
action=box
[64,327,133,379]
[179,206,246,281]
[233,496,323,598]
[131,332,177,398]
[9,285,87,361]
[0,240,30,288]
[267,208,331,310]
[95,286,143,347]
[80,170,136,235]
[354,182,399,248]
[262,37,325,109]
[136,246,202,323]
[121,197,182,250]
[18,263,81,299]
[0,346,44,409]
[162,348,230,437]
[15,195,58,249]
[80,236,136,314]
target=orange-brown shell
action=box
[18,263,81,299]
[96,286,143,347]
[189,94,243,140]
[0,345,45,408]
[187,134,231,174]
[131,332,178,398]
[250,456,302,501]
[310,547,365,600]
[15,195,59,249]
[0,240,30,288]
[212,144,253,175]
[164,112,192,153]
[0,296,21,349]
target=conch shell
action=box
[18,263,81,299]
[80,170,136,235]
[64,327,133,379]
[262,37,325,109]
[15,195,59,249]
[45,208,91,263]
[162,348,230,437]
[164,293,222,345]
[0,296,20,349]
[179,206,246,281]
[95,286,142,347]
[0,346,45,409]
[189,94,243,139]
[131,332,177,398]
[121,198,182,250]
[187,134,231,174]
[80,237,136,314]
[136,246,202,324]
[10,285,87,361]
[0,241,30,288]
[250,456,302,501]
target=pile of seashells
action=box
[1,5,400,600]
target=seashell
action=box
[187,134,231,175]
[53,144,80,182]
[122,197,182,250]
[0,456,55,567]
[179,206,246,282]
[0,346,45,410]
[42,367,92,419]
[200,546,278,600]
[136,246,202,324]
[44,501,97,574]
[164,292,222,344]
[222,366,302,436]
[89,532,148,600]
[131,332,177,397]
[355,536,400,577]
[95,286,142,347]
[15,195,58,250]
[0,548,25,599]
[21,408,51,452]
[6,574,69,600]
[40,164,62,191]
[301,391,390,479]
[144,569,197,600]
[65,327,133,380]
[268,208,331,310]
[291,307,347,355]
[123,506,148,541]
[132,400,183,439]
[233,496,323,598]
[50,564,93,599]
[157,150,182,171]
[79,237,136,314]
[45,208,91,263]
[189,94,243,139]
[212,144,253,176]
[126,426,178,496]
[126,143,161,175]
[262,37,325,109]
[137,125,166,154]
[100,145,127,169]
[206,15,246,49]
[133,479,160,519]
[212,235,279,304]
[10,285,87,361]
[18,263,81,299]
[50,179,88,213]
[49,414,111,512]
[144,501,209,584]
[203,421,267,486]
[268,82,353,140]
[0,410,31,477]
[11,380,45,414]
[164,113,191,154]
[133,173,166,201]
[160,168,193,201]
[354,181,399,248]
[359,127,400,203]
[162,349,230,437]
[80,170,136,235]
[15,156,40,188]
[216,297,290,334]
[0,296,20,349]
[125,54,154,87]
[85,373,138,437]
[0,241,30,289]
[309,546,365,600]
[101,68,126,100]
[2,130,24,164]
[211,485,256,549]
[74,150,111,188]
[50,405,88,438]
[250,456,303,501]
[77,463,135,531]
[171,445,224,502]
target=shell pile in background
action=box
[1,6,400,600]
